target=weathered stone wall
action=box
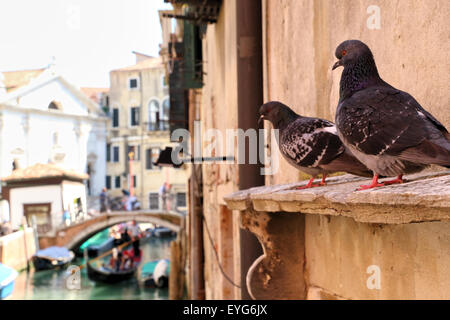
[305,215,450,299]
[200,0,242,299]
[224,171,450,299]
[263,0,450,185]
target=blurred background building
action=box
[103,52,189,213]
[0,65,108,200]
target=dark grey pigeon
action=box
[259,101,372,189]
[332,40,450,190]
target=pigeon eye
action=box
[341,50,347,56]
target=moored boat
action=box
[87,262,136,284]
[140,259,170,288]
[86,237,116,258]
[0,263,18,300]
[32,246,75,271]
[152,227,175,238]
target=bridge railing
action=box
[52,208,184,234]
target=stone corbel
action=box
[239,208,306,300]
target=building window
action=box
[115,176,121,189]
[148,99,160,131]
[106,176,111,189]
[132,175,137,188]
[130,106,140,126]
[128,77,139,90]
[113,146,120,162]
[112,108,119,127]
[106,144,111,162]
[146,148,160,170]
[149,193,159,210]
[161,98,170,130]
[176,192,186,207]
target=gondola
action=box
[86,262,137,284]
[0,263,18,300]
[32,246,75,271]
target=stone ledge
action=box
[224,170,450,224]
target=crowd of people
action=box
[100,188,141,213]
[99,182,173,213]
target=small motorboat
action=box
[152,227,175,238]
[86,238,116,258]
[140,259,170,288]
[32,246,75,271]
[87,262,137,284]
[0,263,18,300]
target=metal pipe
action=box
[236,0,264,300]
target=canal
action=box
[10,228,176,300]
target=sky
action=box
[0,0,173,88]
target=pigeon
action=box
[332,40,450,190]
[259,101,372,189]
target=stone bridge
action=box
[38,210,183,250]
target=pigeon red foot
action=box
[356,174,385,191]
[296,175,327,190]
[382,175,404,185]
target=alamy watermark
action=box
[65,265,81,290]
[366,265,381,290]
[170,121,280,175]
[66,4,81,30]
[367,5,381,30]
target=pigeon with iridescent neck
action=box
[332,40,450,191]
[259,101,372,189]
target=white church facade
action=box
[0,67,108,201]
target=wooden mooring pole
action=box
[169,235,185,300]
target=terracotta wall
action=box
[263,0,450,185]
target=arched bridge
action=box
[38,210,183,250]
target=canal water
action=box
[10,229,175,300]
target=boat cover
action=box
[141,259,170,278]
[35,246,72,259]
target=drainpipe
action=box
[236,0,264,299]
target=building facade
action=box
[105,53,189,212]
[0,67,108,206]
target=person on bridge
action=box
[159,182,171,211]
[100,188,108,213]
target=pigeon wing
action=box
[280,118,344,167]
[337,86,450,165]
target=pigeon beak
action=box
[258,115,264,126]
[332,60,342,70]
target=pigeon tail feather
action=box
[320,149,372,178]
[399,139,450,167]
